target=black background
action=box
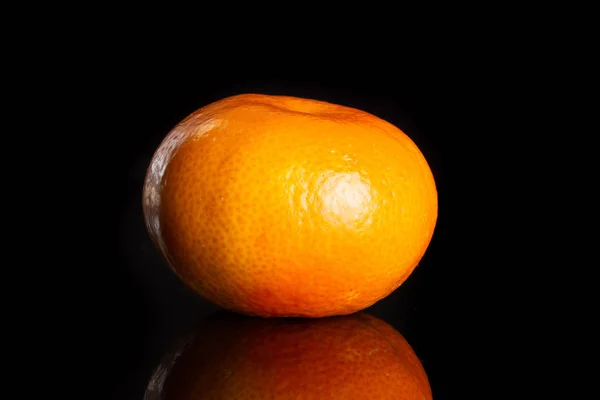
[8,7,572,396]
[65,60,492,399]
[15,11,572,397]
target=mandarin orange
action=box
[143,94,437,317]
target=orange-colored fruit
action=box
[143,94,437,317]
[146,312,432,400]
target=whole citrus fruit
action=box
[146,312,432,400]
[143,94,437,317]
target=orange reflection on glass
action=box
[145,312,431,399]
